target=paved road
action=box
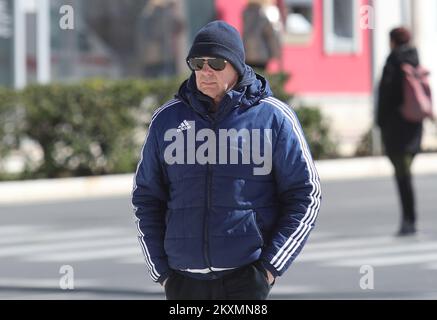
[0,174,436,299]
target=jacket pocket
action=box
[209,209,265,267]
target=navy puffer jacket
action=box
[132,66,321,283]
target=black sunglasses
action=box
[187,57,228,71]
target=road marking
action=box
[0,226,40,235]
[0,277,100,288]
[118,256,145,264]
[304,236,399,251]
[299,241,437,262]
[0,227,132,245]
[2,224,437,269]
[28,247,142,262]
[304,231,334,240]
[270,284,325,294]
[325,252,437,267]
[0,237,137,257]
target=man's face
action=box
[193,57,239,104]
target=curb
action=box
[315,153,437,181]
[1,153,436,205]
[0,174,134,205]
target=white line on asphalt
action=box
[0,227,133,245]
[299,241,437,262]
[270,285,325,294]
[0,226,40,235]
[304,232,335,240]
[325,252,437,267]
[0,237,137,257]
[304,236,399,250]
[118,257,144,264]
[27,247,142,262]
[0,277,100,288]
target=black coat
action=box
[377,45,423,155]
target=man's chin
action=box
[199,88,216,99]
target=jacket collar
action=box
[176,65,272,122]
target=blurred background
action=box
[1,0,437,180]
[0,0,436,300]
[0,0,437,175]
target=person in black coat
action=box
[377,27,422,236]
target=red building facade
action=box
[215,0,372,95]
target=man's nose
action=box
[200,62,214,73]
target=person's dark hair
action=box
[389,27,412,47]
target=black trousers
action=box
[387,153,416,225]
[164,262,272,300]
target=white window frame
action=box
[281,0,314,44]
[323,0,361,55]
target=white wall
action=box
[412,0,437,113]
[412,0,437,148]
[373,0,404,84]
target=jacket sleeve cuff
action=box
[157,269,174,285]
[260,260,280,278]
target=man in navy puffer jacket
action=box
[132,20,321,300]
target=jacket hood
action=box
[176,65,273,119]
[390,45,419,67]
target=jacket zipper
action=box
[203,115,215,275]
[252,210,264,247]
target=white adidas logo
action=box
[176,120,192,132]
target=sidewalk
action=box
[1,153,436,205]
